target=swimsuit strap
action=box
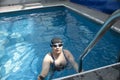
[51,53,55,60]
[63,50,69,63]
[51,53,55,65]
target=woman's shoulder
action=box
[44,53,52,60]
[63,49,72,57]
[63,49,71,53]
[44,52,51,58]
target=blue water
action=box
[0,6,120,80]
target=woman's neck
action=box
[52,51,62,59]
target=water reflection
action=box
[0,42,40,80]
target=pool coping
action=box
[0,1,120,33]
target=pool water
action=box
[0,6,120,80]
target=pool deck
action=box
[0,1,120,33]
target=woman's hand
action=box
[38,77,41,80]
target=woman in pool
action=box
[38,37,78,80]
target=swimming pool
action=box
[0,6,120,80]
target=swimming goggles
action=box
[51,43,63,47]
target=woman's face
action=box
[51,43,63,54]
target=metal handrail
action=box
[79,9,120,72]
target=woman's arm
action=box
[38,54,51,80]
[65,50,79,72]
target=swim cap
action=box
[51,37,63,44]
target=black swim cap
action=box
[51,37,63,44]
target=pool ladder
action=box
[79,9,120,72]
